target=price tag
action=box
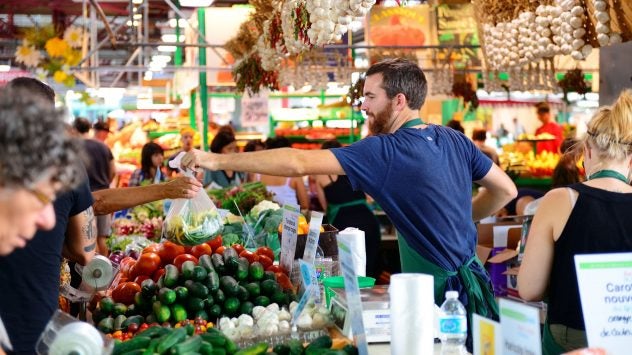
[574,253,632,354]
[292,259,320,325]
[338,233,369,355]
[499,298,541,355]
[280,204,299,274]
[303,211,324,265]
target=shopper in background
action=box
[129,142,166,186]
[446,119,465,134]
[73,117,115,255]
[168,127,204,181]
[512,117,526,138]
[314,139,382,278]
[472,128,500,165]
[250,137,310,210]
[93,119,111,143]
[534,102,564,154]
[551,138,582,188]
[183,58,517,349]
[518,90,632,354]
[0,80,87,354]
[203,130,245,189]
[243,139,265,152]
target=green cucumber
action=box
[305,335,333,353]
[235,257,249,281]
[220,276,239,296]
[207,271,220,292]
[158,288,176,305]
[193,265,209,282]
[137,325,169,338]
[121,315,144,330]
[189,282,210,298]
[164,264,179,288]
[155,327,187,354]
[223,297,240,317]
[141,278,157,299]
[248,262,264,281]
[172,335,203,355]
[211,254,225,274]
[222,247,238,263]
[97,316,114,333]
[199,342,214,355]
[174,286,189,302]
[112,336,151,355]
[187,297,206,313]
[234,342,268,355]
[200,333,226,348]
[152,301,171,324]
[100,296,115,314]
[253,295,270,307]
[182,260,197,280]
[171,303,188,323]
[236,285,249,302]
[113,314,127,331]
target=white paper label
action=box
[303,211,324,265]
[574,253,632,354]
[280,204,299,274]
[472,313,502,355]
[338,234,369,355]
[499,298,541,355]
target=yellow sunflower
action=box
[45,37,69,58]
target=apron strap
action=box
[542,317,567,355]
[326,199,368,224]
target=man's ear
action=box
[394,93,407,111]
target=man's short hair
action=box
[73,117,92,134]
[472,129,487,142]
[7,77,55,105]
[536,102,550,114]
[0,86,84,191]
[365,58,428,110]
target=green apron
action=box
[398,234,499,322]
[542,318,571,355]
[326,199,368,225]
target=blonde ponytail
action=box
[585,90,632,160]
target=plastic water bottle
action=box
[439,291,467,355]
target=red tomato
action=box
[258,255,273,270]
[133,275,150,284]
[266,264,287,275]
[255,246,275,261]
[275,272,294,291]
[184,246,193,254]
[138,323,149,332]
[119,257,136,277]
[239,250,259,264]
[112,282,141,305]
[159,241,185,265]
[214,246,226,255]
[173,254,199,270]
[127,264,140,281]
[190,243,212,258]
[135,252,162,276]
[206,235,223,250]
[232,244,245,256]
[142,243,162,255]
[152,268,166,283]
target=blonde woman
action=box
[518,90,632,354]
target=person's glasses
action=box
[28,188,55,206]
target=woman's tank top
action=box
[256,174,298,206]
[548,183,632,329]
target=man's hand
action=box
[164,176,202,199]
[181,149,213,171]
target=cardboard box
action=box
[476,220,523,297]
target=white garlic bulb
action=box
[572,38,585,49]
[597,33,610,46]
[595,23,610,34]
[572,28,586,39]
[570,6,584,16]
[581,44,593,57]
[594,1,607,12]
[570,16,583,29]
[596,11,610,24]
[571,50,583,60]
[609,32,622,44]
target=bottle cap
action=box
[445,291,459,299]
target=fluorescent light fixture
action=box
[144,71,153,81]
[151,55,171,63]
[161,34,184,42]
[133,14,142,20]
[0,65,10,72]
[126,20,132,26]
[158,45,177,52]
[168,18,188,28]
[178,0,214,7]
[132,0,143,4]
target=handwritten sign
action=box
[292,260,320,325]
[241,90,269,127]
[303,211,324,265]
[499,298,541,355]
[280,204,299,274]
[472,314,502,355]
[338,233,369,355]
[574,253,632,354]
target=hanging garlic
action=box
[593,0,607,11]
[597,33,609,46]
[595,23,609,34]
[609,32,622,44]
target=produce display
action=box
[208,182,273,216]
[165,209,223,246]
[96,239,297,340]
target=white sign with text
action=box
[499,298,541,355]
[574,253,632,354]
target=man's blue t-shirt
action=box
[0,179,93,354]
[332,124,492,270]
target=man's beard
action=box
[367,104,393,135]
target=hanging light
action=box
[178,0,214,7]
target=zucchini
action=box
[200,333,226,348]
[198,254,216,273]
[137,325,169,338]
[182,260,197,280]
[193,265,209,282]
[155,327,187,354]
[112,336,151,355]
[220,276,240,296]
[211,254,225,274]
[172,335,203,355]
[141,338,161,355]
[207,271,220,292]
[121,315,144,330]
[199,342,215,355]
[164,264,179,288]
[189,282,210,299]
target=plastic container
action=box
[322,276,376,306]
[438,291,467,355]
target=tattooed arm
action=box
[62,206,97,266]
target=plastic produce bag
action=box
[163,153,223,245]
